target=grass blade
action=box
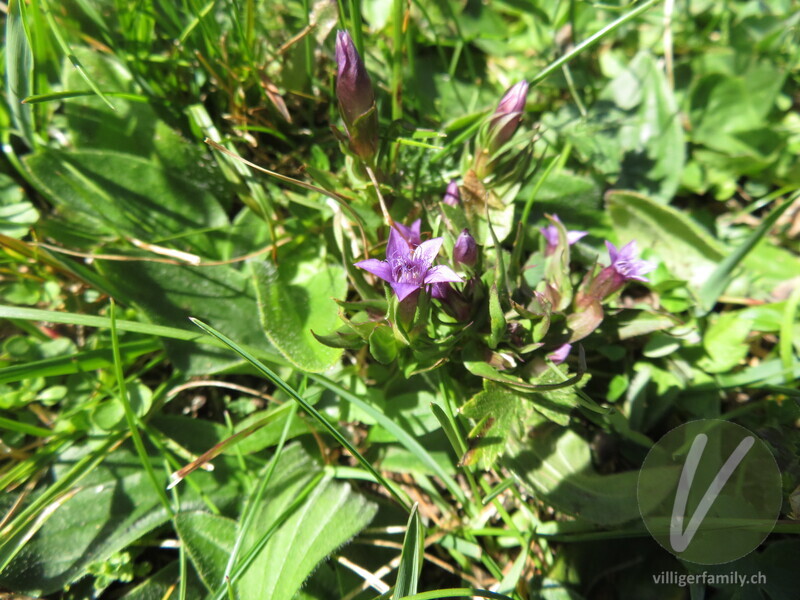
[220,403,297,587]
[530,0,660,86]
[0,305,287,364]
[109,300,174,515]
[697,195,798,315]
[781,284,800,384]
[40,0,116,111]
[309,373,469,508]
[393,503,424,599]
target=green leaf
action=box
[5,0,34,146]
[369,323,398,364]
[461,382,534,468]
[488,284,505,349]
[251,246,346,372]
[98,261,273,374]
[190,318,412,510]
[549,51,684,203]
[394,504,424,599]
[505,426,673,526]
[120,561,207,600]
[90,381,153,431]
[601,52,685,202]
[697,311,754,374]
[0,438,244,596]
[175,512,237,593]
[235,445,377,600]
[23,149,228,256]
[606,190,725,289]
[0,174,38,238]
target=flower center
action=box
[614,259,636,278]
[391,257,424,284]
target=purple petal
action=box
[390,282,420,301]
[566,230,588,245]
[540,224,559,248]
[605,240,619,264]
[392,219,422,247]
[547,343,572,364]
[616,240,639,262]
[453,229,478,267]
[412,237,444,269]
[335,30,375,125]
[386,226,411,262]
[496,81,529,114]
[626,273,652,283]
[607,240,655,281]
[355,259,394,283]
[423,264,463,285]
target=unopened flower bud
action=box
[443,180,460,207]
[335,30,379,161]
[453,229,478,267]
[488,80,528,152]
[474,80,529,177]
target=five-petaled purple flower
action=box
[355,224,463,301]
[582,240,655,302]
[606,241,654,282]
[540,215,588,255]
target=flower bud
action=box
[335,30,379,161]
[474,80,529,177]
[488,80,528,152]
[443,180,460,207]
[453,229,478,268]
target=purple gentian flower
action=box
[583,240,655,301]
[443,180,460,207]
[605,240,654,282]
[540,215,588,255]
[453,229,478,267]
[355,225,462,301]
